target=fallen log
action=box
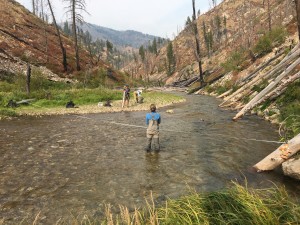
[241,51,285,83]
[217,89,232,98]
[255,72,300,105]
[16,99,35,105]
[254,133,300,171]
[233,57,300,120]
[220,47,300,107]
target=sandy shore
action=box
[16,94,186,117]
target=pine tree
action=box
[185,16,192,27]
[152,38,158,55]
[139,45,145,61]
[167,42,175,75]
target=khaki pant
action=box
[145,130,160,152]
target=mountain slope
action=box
[80,23,161,48]
[124,0,297,84]
[0,0,116,80]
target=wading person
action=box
[122,85,130,108]
[145,104,161,153]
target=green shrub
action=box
[277,80,300,139]
[251,79,269,93]
[204,85,215,93]
[253,27,287,57]
[253,35,272,55]
[221,49,246,73]
[216,86,228,95]
[0,108,18,117]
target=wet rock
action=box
[282,158,300,180]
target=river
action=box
[0,93,299,224]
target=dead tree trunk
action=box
[267,0,271,32]
[295,0,300,41]
[71,0,80,71]
[257,72,300,104]
[220,45,300,107]
[32,0,36,15]
[192,0,204,83]
[47,0,68,72]
[254,133,300,171]
[241,50,285,83]
[26,63,31,95]
[233,56,300,120]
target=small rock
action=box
[166,109,174,114]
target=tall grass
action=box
[276,80,300,140]
[32,183,298,225]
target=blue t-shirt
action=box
[146,112,161,125]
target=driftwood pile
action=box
[171,68,226,95]
[217,43,300,120]
[172,76,199,88]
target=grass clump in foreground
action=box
[46,183,299,225]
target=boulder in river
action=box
[282,158,300,180]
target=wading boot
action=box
[145,138,152,152]
[153,138,160,153]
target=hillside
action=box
[0,0,126,83]
[80,23,162,48]
[123,0,297,84]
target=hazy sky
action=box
[15,0,214,38]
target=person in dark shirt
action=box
[145,104,161,153]
[122,85,130,108]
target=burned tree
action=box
[47,0,68,71]
[64,0,88,71]
[295,0,300,41]
[192,0,204,83]
[26,63,31,95]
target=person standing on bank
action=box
[122,85,130,108]
[145,104,161,153]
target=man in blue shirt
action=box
[145,104,161,152]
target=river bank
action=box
[0,90,185,119]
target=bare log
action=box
[254,133,300,171]
[233,56,300,120]
[217,89,232,98]
[220,47,300,107]
[255,72,300,105]
[241,50,285,83]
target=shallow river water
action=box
[0,93,299,224]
